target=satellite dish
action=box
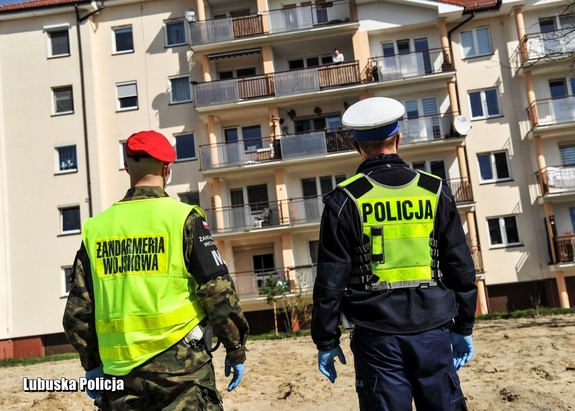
[453,115,472,136]
[184,8,197,23]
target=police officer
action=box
[311,97,477,410]
[63,130,249,410]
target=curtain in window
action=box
[171,78,191,102]
[167,21,185,45]
[59,146,77,170]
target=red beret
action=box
[125,130,176,163]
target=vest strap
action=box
[365,280,437,291]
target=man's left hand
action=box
[450,332,474,370]
[225,358,245,391]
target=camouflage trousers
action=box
[102,338,223,411]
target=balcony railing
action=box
[399,112,458,144]
[554,235,575,264]
[204,195,325,234]
[526,96,575,128]
[194,61,361,107]
[189,1,351,45]
[514,27,575,67]
[446,177,474,204]
[199,129,354,171]
[230,264,317,299]
[535,165,575,196]
[365,47,453,83]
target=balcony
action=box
[189,1,352,46]
[526,96,575,129]
[365,47,453,84]
[199,129,354,171]
[513,27,575,69]
[446,177,474,204]
[204,195,325,234]
[399,112,459,144]
[194,61,361,108]
[231,264,317,300]
[554,235,575,265]
[535,165,575,196]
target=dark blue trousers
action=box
[350,325,468,411]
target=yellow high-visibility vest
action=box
[83,197,206,376]
[338,171,441,286]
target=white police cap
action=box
[342,97,405,141]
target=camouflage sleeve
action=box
[62,242,101,371]
[184,212,250,364]
[197,275,249,364]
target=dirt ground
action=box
[1,314,574,411]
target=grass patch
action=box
[248,328,312,341]
[0,353,78,368]
[476,307,575,321]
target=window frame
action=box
[486,215,521,248]
[174,132,196,162]
[179,191,200,206]
[164,19,187,47]
[59,205,81,235]
[460,27,493,59]
[112,26,134,54]
[55,144,78,174]
[477,150,511,184]
[61,265,74,297]
[119,140,127,169]
[468,88,501,119]
[45,24,71,58]
[52,86,74,115]
[116,81,139,111]
[169,75,192,104]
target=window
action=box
[113,26,133,53]
[119,141,127,169]
[477,151,511,183]
[460,27,492,58]
[53,86,73,114]
[486,216,520,247]
[179,192,200,205]
[560,145,575,166]
[288,55,332,69]
[116,82,138,110]
[247,184,268,211]
[175,133,196,161]
[242,125,262,151]
[165,20,187,46]
[411,160,446,179]
[60,206,81,234]
[218,67,256,80]
[55,145,77,173]
[169,76,192,104]
[309,240,319,264]
[468,88,500,119]
[62,266,73,296]
[46,27,70,57]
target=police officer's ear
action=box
[395,132,403,150]
[352,140,361,156]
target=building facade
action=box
[0,0,573,358]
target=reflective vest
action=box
[338,171,442,289]
[83,197,207,376]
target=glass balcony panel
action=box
[280,131,326,159]
[275,68,319,96]
[194,80,239,106]
[268,6,313,34]
[190,18,233,45]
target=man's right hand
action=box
[85,364,104,399]
[318,346,346,383]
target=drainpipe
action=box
[74,2,105,217]
[447,12,476,115]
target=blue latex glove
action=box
[85,364,104,399]
[318,346,346,383]
[225,358,245,391]
[450,332,474,371]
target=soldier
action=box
[63,130,249,410]
[311,97,477,410]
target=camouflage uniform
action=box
[63,187,249,411]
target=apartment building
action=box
[0,0,573,358]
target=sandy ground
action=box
[1,314,574,411]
